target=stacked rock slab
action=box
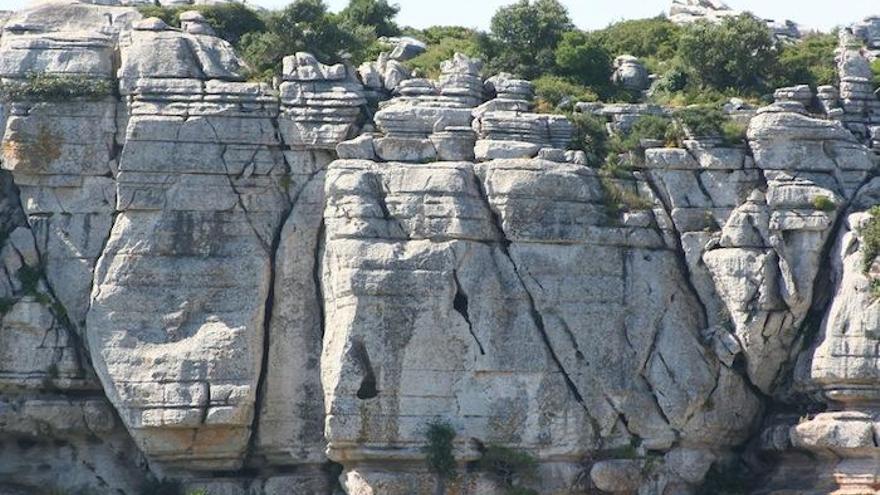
[474,74,574,162]
[836,27,880,144]
[86,17,288,471]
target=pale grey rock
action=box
[474,140,540,161]
[612,55,650,92]
[383,36,427,61]
[279,53,366,150]
[337,134,377,160]
[255,151,332,467]
[591,460,643,493]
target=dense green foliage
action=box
[677,15,776,92]
[533,75,598,110]
[590,16,682,72]
[137,3,266,45]
[0,73,112,101]
[554,31,612,88]
[339,0,400,38]
[773,33,838,88]
[481,0,574,79]
[423,420,457,480]
[137,0,841,108]
[239,0,378,80]
[403,26,483,78]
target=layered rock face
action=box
[3,2,880,495]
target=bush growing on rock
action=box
[590,16,682,72]
[424,420,457,480]
[480,0,574,79]
[477,445,539,494]
[137,3,266,45]
[338,0,401,38]
[403,26,483,78]
[554,30,613,88]
[772,32,838,88]
[533,75,598,111]
[0,73,112,101]
[676,14,776,93]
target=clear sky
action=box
[1,0,877,31]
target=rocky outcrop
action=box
[4,1,880,494]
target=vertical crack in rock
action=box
[7,175,90,376]
[642,174,710,329]
[451,269,484,355]
[471,168,587,407]
[314,219,326,340]
[246,158,326,465]
[352,339,379,400]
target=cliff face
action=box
[1,2,880,495]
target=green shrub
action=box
[481,0,574,79]
[599,165,654,218]
[567,112,608,165]
[404,26,483,78]
[0,73,112,101]
[591,16,682,63]
[674,106,727,138]
[871,279,880,301]
[872,59,880,90]
[677,14,776,93]
[339,0,401,38]
[554,30,612,88]
[621,114,680,151]
[653,67,688,94]
[477,445,538,488]
[721,120,748,146]
[138,3,267,46]
[533,75,598,110]
[424,420,457,480]
[860,206,880,273]
[811,196,836,212]
[0,297,14,315]
[772,33,838,88]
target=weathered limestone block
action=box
[798,180,880,404]
[0,396,148,493]
[748,109,874,175]
[321,158,760,494]
[119,19,245,91]
[88,28,289,470]
[279,52,366,150]
[0,1,138,79]
[612,55,650,92]
[0,99,118,332]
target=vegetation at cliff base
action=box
[476,444,539,495]
[423,420,457,480]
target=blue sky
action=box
[1,0,877,31]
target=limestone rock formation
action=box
[4,1,880,494]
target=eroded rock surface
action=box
[3,1,880,494]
